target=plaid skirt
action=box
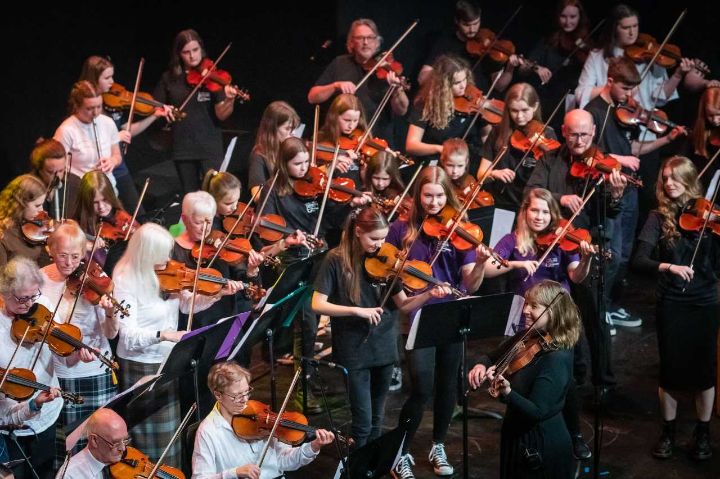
[55,371,117,468]
[118,358,181,468]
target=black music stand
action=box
[334,422,408,479]
[228,285,311,411]
[407,293,520,479]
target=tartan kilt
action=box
[55,371,117,467]
[118,358,181,468]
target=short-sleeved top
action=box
[423,32,491,91]
[584,95,636,158]
[314,54,396,143]
[494,233,578,299]
[154,71,225,162]
[54,114,119,185]
[482,126,558,209]
[636,210,720,304]
[314,251,401,369]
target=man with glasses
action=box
[308,18,409,145]
[192,361,334,479]
[58,408,129,479]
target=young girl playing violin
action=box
[406,54,485,172]
[78,55,174,213]
[153,29,240,194]
[468,280,583,479]
[688,86,720,180]
[192,361,335,479]
[0,174,52,268]
[632,156,719,461]
[387,165,490,478]
[0,257,66,479]
[479,82,558,210]
[113,222,226,467]
[312,206,451,447]
[317,93,367,182]
[439,137,494,213]
[363,151,405,215]
[248,101,300,199]
[40,221,118,466]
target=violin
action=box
[14,303,119,371]
[186,58,250,103]
[349,130,414,167]
[313,136,359,165]
[453,175,495,209]
[535,219,597,255]
[709,127,720,148]
[155,260,265,303]
[364,242,465,297]
[103,83,186,120]
[100,209,140,246]
[466,28,516,64]
[0,365,82,404]
[422,205,509,267]
[624,33,710,75]
[510,120,561,160]
[191,230,280,267]
[232,399,353,447]
[361,52,411,90]
[109,446,184,479]
[293,166,372,205]
[66,260,130,318]
[21,211,55,245]
[569,147,643,188]
[488,330,556,397]
[679,198,720,236]
[615,97,686,136]
[453,84,505,125]
[557,32,591,65]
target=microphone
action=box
[146,194,180,226]
[310,40,333,62]
[300,356,348,375]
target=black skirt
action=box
[656,300,719,390]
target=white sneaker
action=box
[608,310,642,327]
[392,453,415,479]
[389,366,402,392]
[428,443,454,476]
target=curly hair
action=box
[0,175,46,239]
[418,55,473,130]
[655,156,702,247]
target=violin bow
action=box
[355,20,419,91]
[123,178,149,242]
[698,146,720,179]
[177,43,232,114]
[1,318,36,390]
[555,19,606,72]
[355,86,394,152]
[248,173,278,238]
[428,146,507,267]
[461,68,503,142]
[145,403,198,479]
[61,152,72,222]
[638,10,687,84]
[470,5,523,73]
[122,58,145,156]
[206,185,263,269]
[91,120,103,169]
[528,181,601,280]
[683,173,720,292]
[257,368,302,468]
[186,219,210,332]
[310,106,320,168]
[311,144,341,240]
[387,162,422,222]
[28,285,67,372]
[65,226,105,327]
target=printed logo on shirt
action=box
[521,157,537,168]
[542,256,560,269]
[305,201,319,214]
[197,92,211,103]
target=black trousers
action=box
[7,425,56,479]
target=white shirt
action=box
[191,405,318,479]
[41,264,113,378]
[113,273,219,364]
[0,298,63,435]
[57,447,106,479]
[0,397,37,426]
[53,114,119,187]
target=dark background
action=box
[1,0,718,205]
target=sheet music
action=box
[489,208,515,248]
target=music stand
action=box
[228,285,311,410]
[334,422,408,479]
[407,293,520,479]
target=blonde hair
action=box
[208,361,251,393]
[494,83,542,154]
[201,170,242,205]
[0,174,47,238]
[525,280,581,349]
[515,188,562,256]
[655,156,702,246]
[419,55,473,130]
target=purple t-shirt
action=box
[494,233,579,299]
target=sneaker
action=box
[572,434,592,460]
[391,453,415,479]
[389,366,402,392]
[690,424,712,460]
[608,309,642,327]
[605,313,617,336]
[428,443,454,476]
[652,422,675,459]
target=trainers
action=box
[690,423,712,460]
[608,308,642,327]
[605,313,617,336]
[428,443,454,476]
[572,434,592,460]
[391,453,415,479]
[389,366,402,392]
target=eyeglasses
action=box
[352,35,378,43]
[221,387,254,403]
[93,433,131,450]
[566,132,593,142]
[13,289,41,304]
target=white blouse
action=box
[53,114,119,186]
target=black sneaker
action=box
[572,434,592,460]
[652,432,674,459]
[690,426,712,460]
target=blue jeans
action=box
[347,363,394,447]
[607,188,638,296]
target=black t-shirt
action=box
[154,71,225,162]
[635,210,720,304]
[313,250,400,369]
[482,125,558,209]
[247,150,270,193]
[584,95,636,158]
[315,54,396,143]
[423,31,492,91]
